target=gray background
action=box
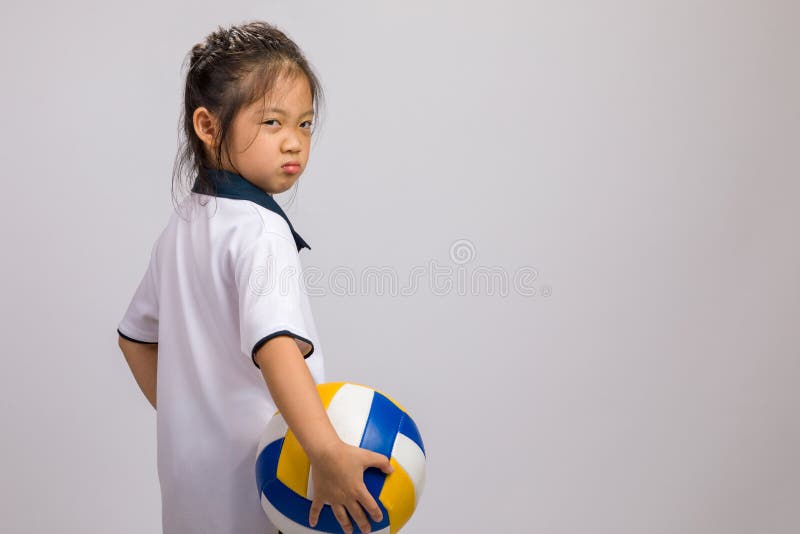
[1,1,798,532]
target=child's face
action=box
[211,73,314,195]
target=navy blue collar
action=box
[192,167,310,252]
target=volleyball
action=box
[255,381,426,533]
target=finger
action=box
[308,499,323,528]
[359,489,384,523]
[332,503,353,534]
[365,450,394,474]
[346,500,372,534]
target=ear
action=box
[192,106,219,153]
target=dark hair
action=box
[172,21,325,214]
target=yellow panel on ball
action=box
[380,457,416,533]
[276,428,311,498]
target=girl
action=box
[116,21,392,534]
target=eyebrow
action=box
[258,107,314,117]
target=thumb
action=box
[365,450,394,474]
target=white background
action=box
[1,1,798,532]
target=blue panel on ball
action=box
[360,392,404,497]
[255,438,283,494]
[398,414,426,456]
[264,477,390,533]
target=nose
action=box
[281,128,304,152]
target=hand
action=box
[308,440,394,534]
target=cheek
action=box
[237,128,268,153]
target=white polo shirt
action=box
[117,168,325,534]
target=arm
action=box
[118,335,158,410]
[255,335,339,460]
[255,336,393,533]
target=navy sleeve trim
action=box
[117,328,158,345]
[251,330,315,369]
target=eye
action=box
[301,120,313,129]
[262,119,279,126]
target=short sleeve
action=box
[117,239,160,344]
[235,230,314,369]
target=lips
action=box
[282,162,300,174]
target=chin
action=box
[281,178,297,191]
[261,175,294,195]
[280,176,300,193]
